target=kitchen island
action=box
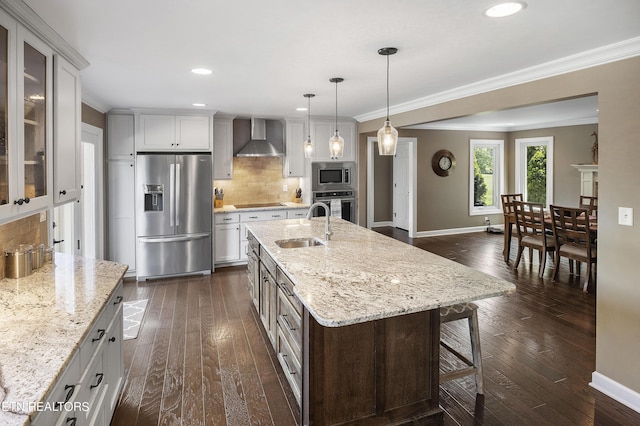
[0,254,128,426]
[246,217,515,425]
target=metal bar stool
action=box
[440,302,484,394]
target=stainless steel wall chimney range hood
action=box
[235,118,284,157]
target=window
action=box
[515,136,554,208]
[469,139,504,215]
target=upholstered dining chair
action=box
[549,205,597,293]
[579,195,598,217]
[513,201,556,278]
[500,193,523,263]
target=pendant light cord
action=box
[335,80,339,132]
[307,95,311,139]
[386,53,390,121]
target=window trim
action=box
[469,139,504,216]
[514,136,554,208]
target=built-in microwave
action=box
[312,162,356,191]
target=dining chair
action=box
[513,201,556,278]
[579,196,598,217]
[500,193,523,263]
[549,205,597,293]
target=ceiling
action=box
[22,0,640,127]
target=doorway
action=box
[51,123,104,258]
[367,137,417,237]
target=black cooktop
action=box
[234,203,284,209]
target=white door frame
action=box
[81,123,105,259]
[367,137,417,237]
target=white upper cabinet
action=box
[176,115,211,149]
[213,117,233,180]
[0,19,54,223]
[310,118,357,162]
[0,3,88,224]
[284,118,305,177]
[135,112,213,151]
[107,113,134,160]
[53,54,81,204]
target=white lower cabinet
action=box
[214,213,241,263]
[215,208,307,266]
[32,281,124,426]
[107,161,136,276]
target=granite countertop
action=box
[0,254,128,425]
[246,218,516,327]
[214,202,309,213]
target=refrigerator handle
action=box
[169,163,175,227]
[175,163,181,227]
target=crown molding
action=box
[355,36,640,123]
[406,117,598,133]
[0,0,90,70]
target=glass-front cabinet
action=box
[0,12,53,221]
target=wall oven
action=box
[312,161,355,191]
[312,189,356,224]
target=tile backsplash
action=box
[213,157,302,206]
[0,213,47,278]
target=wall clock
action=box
[432,149,455,177]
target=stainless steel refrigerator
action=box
[135,153,212,280]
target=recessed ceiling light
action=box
[191,68,213,75]
[484,1,527,18]
[296,107,308,112]
[193,103,207,107]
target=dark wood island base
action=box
[303,309,444,425]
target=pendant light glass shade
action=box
[329,77,344,158]
[303,94,315,158]
[329,131,344,158]
[377,47,398,156]
[377,120,398,155]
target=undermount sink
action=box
[275,237,325,248]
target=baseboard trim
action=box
[590,371,640,414]
[372,220,394,228]
[415,226,488,238]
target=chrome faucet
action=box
[307,202,332,241]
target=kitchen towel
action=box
[330,199,342,217]
[122,299,149,340]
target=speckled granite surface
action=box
[214,202,309,213]
[246,218,516,327]
[0,254,128,425]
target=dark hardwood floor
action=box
[111,229,638,425]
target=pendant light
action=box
[377,47,399,156]
[303,93,315,158]
[329,77,344,159]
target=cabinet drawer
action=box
[277,268,303,315]
[277,324,302,406]
[31,352,81,426]
[240,210,287,222]
[277,289,302,357]
[260,248,277,277]
[215,212,240,224]
[77,348,106,422]
[287,209,308,219]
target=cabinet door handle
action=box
[109,336,116,343]
[281,354,296,375]
[90,373,104,389]
[92,329,106,342]
[59,190,67,195]
[55,384,76,409]
[113,295,123,305]
[281,313,295,331]
[66,417,77,426]
[13,197,30,205]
